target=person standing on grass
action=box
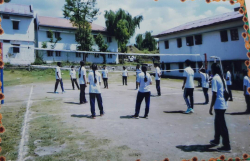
[102,65,109,89]
[136,64,141,90]
[182,59,194,114]
[54,62,65,94]
[243,70,250,113]
[225,66,233,101]
[199,68,209,104]
[79,61,87,104]
[70,66,80,90]
[209,63,231,153]
[132,65,152,119]
[154,63,162,96]
[122,66,128,86]
[88,64,104,119]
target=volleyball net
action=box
[34,48,205,73]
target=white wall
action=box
[159,20,245,63]
[0,14,35,64]
[37,26,119,64]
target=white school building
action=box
[154,8,246,88]
[0,3,119,65]
[0,3,35,64]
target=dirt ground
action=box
[2,74,250,161]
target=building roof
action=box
[155,11,243,38]
[38,16,107,32]
[0,3,33,17]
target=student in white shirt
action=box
[132,65,152,119]
[182,59,194,114]
[122,66,128,86]
[225,66,233,101]
[154,63,162,96]
[70,66,80,90]
[54,62,65,94]
[243,70,250,113]
[102,65,109,89]
[209,63,231,153]
[79,61,87,104]
[199,68,209,104]
[136,64,141,90]
[88,64,104,119]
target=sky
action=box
[9,0,239,44]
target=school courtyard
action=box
[2,70,250,161]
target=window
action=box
[191,62,196,72]
[186,36,194,46]
[230,29,239,41]
[107,37,112,43]
[3,14,10,19]
[55,32,60,39]
[164,40,169,49]
[47,51,53,57]
[166,63,171,72]
[177,38,182,48]
[12,44,20,53]
[12,21,19,30]
[85,53,88,58]
[108,54,113,58]
[195,35,202,45]
[198,62,203,68]
[3,40,10,43]
[220,30,228,42]
[76,53,81,57]
[179,63,184,73]
[47,31,53,38]
[56,51,61,57]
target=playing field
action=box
[1,71,250,161]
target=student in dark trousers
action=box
[154,63,161,96]
[182,59,194,114]
[132,65,152,119]
[243,70,250,113]
[54,62,65,94]
[102,65,108,89]
[79,61,87,104]
[70,66,80,90]
[225,66,233,101]
[88,64,104,119]
[199,68,209,104]
[122,66,128,85]
[135,64,141,90]
[209,63,231,153]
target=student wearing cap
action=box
[102,65,109,89]
[79,61,87,104]
[182,59,194,114]
[70,66,80,90]
[54,62,65,94]
[88,64,104,119]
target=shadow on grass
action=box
[64,102,80,105]
[71,114,90,118]
[176,144,217,152]
[164,110,185,114]
[226,112,250,115]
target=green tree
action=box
[63,0,99,57]
[135,34,143,50]
[104,9,143,63]
[94,33,108,64]
[142,31,157,51]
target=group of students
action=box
[53,60,242,153]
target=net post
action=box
[0,69,3,104]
